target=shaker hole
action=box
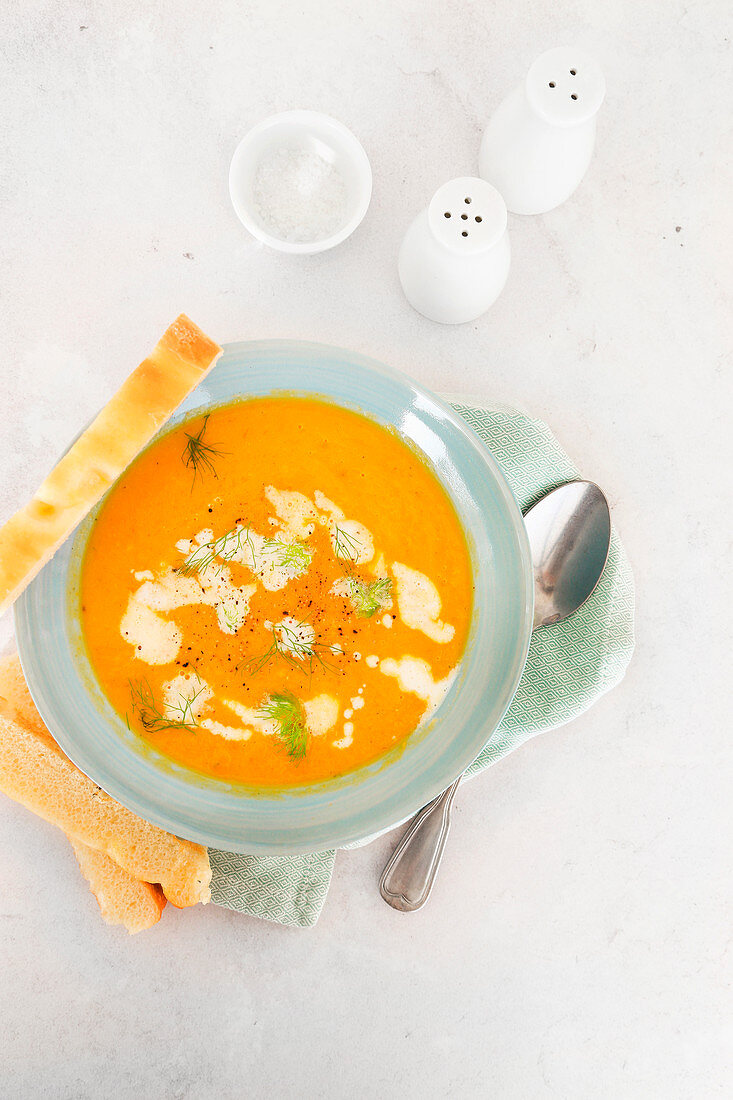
[475,216,482,223]
[444,211,451,218]
[461,231,468,237]
[461,213,468,220]
[464,197,472,204]
[549,82,555,88]
[570,69,577,75]
[571,93,578,100]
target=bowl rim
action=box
[15,339,534,854]
[228,110,373,254]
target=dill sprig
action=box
[262,537,313,573]
[219,598,245,633]
[243,526,258,570]
[179,524,252,576]
[128,679,203,733]
[179,526,312,580]
[331,524,362,564]
[348,576,393,618]
[246,632,303,677]
[258,692,309,759]
[246,619,342,678]
[182,415,227,485]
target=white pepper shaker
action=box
[398,177,510,324]
[479,46,606,215]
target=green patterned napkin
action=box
[208,401,635,926]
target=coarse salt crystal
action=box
[253,147,348,243]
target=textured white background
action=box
[1,1,731,1097]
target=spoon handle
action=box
[379,777,462,911]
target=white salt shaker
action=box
[479,46,606,215]
[398,177,510,324]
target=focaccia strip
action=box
[0,314,221,616]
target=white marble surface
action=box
[1,1,731,1096]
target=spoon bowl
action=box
[525,481,610,628]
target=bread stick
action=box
[0,315,221,616]
[70,838,167,934]
[0,656,211,908]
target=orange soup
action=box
[81,398,473,786]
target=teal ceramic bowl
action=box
[15,340,533,854]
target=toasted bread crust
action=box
[70,837,167,934]
[0,655,211,908]
[0,315,221,616]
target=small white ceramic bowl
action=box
[229,110,372,254]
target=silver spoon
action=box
[379,480,611,912]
